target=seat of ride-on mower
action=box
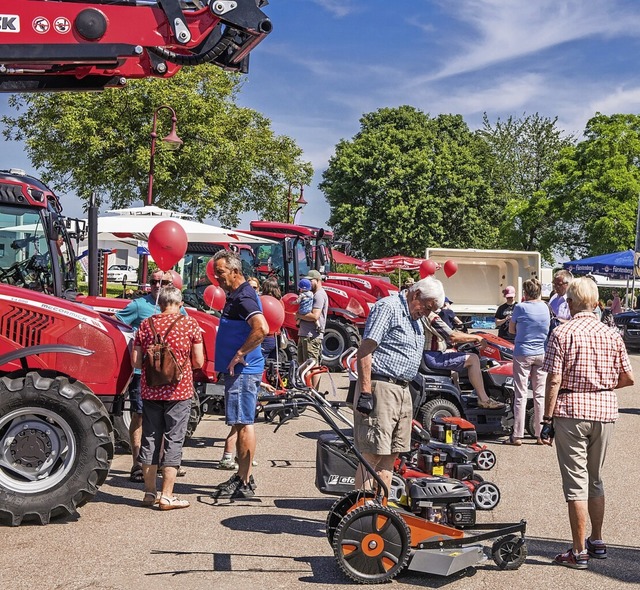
[420,356,453,377]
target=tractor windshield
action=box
[0,205,75,296]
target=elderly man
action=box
[353,276,439,492]
[213,250,268,499]
[549,269,573,326]
[541,277,633,569]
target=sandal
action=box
[477,398,506,410]
[503,436,522,446]
[141,491,160,507]
[158,496,190,511]
[129,465,144,483]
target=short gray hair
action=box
[158,286,183,310]
[566,277,598,312]
[213,250,242,273]
[410,276,445,308]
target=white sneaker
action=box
[217,457,238,470]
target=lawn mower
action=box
[263,388,528,582]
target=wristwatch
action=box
[542,415,553,422]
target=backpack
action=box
[143,316,187,387]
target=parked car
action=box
[613,310,640,350]
[106,264,137,283]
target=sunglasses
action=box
[150,279,172,286]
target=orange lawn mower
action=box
[262,387,528,583]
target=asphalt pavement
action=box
[2,356,640,590]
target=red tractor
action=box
[231,221,386,370]
[0,170,227,525]
[0,0,271,525]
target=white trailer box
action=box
[425,248,542,322]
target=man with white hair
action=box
[353,277,439,492]
[542,277,633,570]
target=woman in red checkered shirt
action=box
[541,277,634,570]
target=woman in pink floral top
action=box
[132,286,204,510]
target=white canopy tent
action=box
[96,206,275,244]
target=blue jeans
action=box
[224,373,261,425]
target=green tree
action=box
[478,113,574,262]
[1,65,312,227]
[545,113,640,258]
[320,106,502,259]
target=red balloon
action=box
[419,259,438,278]
[205,258,219,286]
[281,292,299,313]
[444,259,458,278]
[260,295,285,333]
[203,284,226,311]
[168,270,183,290]
[147,220,188,271]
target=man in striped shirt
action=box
[542,277,634,570]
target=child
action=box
[297,278,314,316]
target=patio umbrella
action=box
[97,206,274,244]
[361,254,427,283]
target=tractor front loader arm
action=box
[0,0,272,91]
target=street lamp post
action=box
[287,182,307,224]
[141,105,183,283]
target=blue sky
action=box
[3,0,640,229]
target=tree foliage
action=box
[320,106,503,259]
[1,65,312,227]
[478,113,574,262]
[545,113,640,258]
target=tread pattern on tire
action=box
[0,372,114,526]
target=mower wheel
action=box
[333,504,411,584]
[475,449,497,471]
[491,534,527,570]
[473,481,501,510]
[420,398,460,427]
[326,489,375,545]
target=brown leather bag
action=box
[143,316,187,387]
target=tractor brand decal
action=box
[32,16,50,33]
[323,285,348,299]
[0,15,19,32]
[328,474,355,486]
[53,17,71,34]
[0,294,108,332]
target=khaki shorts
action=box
[297,336,323,365]
[353,380,412,455]
[554,417,614,501]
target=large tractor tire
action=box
[322,318,361,371]
[0,371,114,526]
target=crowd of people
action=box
[116,262,633,572]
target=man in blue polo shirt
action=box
[213,250,268,499]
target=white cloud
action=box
[427,0,640,80]
[312,0,360,18]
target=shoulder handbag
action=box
[143,315,187,387]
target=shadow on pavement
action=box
[219,513,326,537]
